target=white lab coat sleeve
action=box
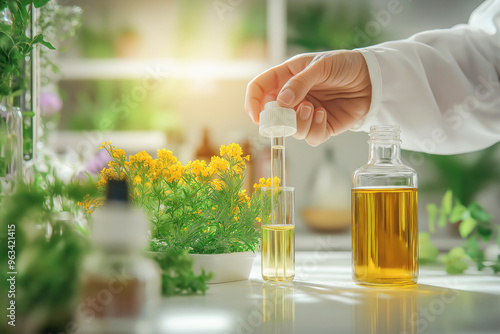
[353,0,500,155]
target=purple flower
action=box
[40,92,63,117]
[85,149,112,174]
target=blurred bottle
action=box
[301,147,351,232]
[79,179,160,334]
[195,127,217,163]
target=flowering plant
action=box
[81,142,274,255]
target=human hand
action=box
[245,50,372,146]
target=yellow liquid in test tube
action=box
[262,225,295,282]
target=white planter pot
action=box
[190,252,256,284]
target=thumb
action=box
[276,63,322,108]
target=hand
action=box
[245,50,372,146]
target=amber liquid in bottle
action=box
[262,225,295,282]
[352,187,418,286]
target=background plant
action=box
[0,166,98,334]
[0,0,54,100]
[419,190,500,274]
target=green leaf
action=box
[441,190,453,215]
[418,232,439,263]
[498,226,500,247]
[449,203,467,223]
[437,209,447,228]
[33,0,51,8]
[39,39,55,50]
[463,235,481,259]
[21,111,35,117]
[32,34,55,50]
[459,217,477,238]
[441,247,469,274]
[426,203,438,233]
[490,260,500,274]
[468,202,492,222]
[476,224,493,242]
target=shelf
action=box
[56,58,272,80]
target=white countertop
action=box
[154,251,500,334]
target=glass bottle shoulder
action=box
[352,162,418,189]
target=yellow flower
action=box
[209,156,230,174]
[157,149,177,166]
[219,144,226,157]
[99,140,112,149]
[223,143,243,161]
[129,151,153,167]
[272,176,280,187]
[238,189,250,204]
[134,175,142,185]
[189,160,207,177]
[111,148,126,160]
[253,177,281,190]
[211,178,225,191]
[78,195,104,214]
[163,162,185,183]
[232,161,245,174]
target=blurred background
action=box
[50,0,499,249]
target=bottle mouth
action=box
[369,125,401,143]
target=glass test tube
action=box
[271,135,285,224]
[259,101,296,283]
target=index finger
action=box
[245,64,294,124]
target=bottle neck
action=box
[368,141,402,165]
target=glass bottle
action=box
[0,98,23,195]
[302,147,351,232]
[79,179,161,334]
[351,125,418,286]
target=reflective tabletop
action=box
[154,251,500,334]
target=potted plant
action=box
[80,142,266,283]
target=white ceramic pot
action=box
[190,251,256,284]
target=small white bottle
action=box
[79,179,160,334]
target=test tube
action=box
[259,101,297,282]
[271,133,285,225]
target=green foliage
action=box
[418,232,439,264]
[287,2,383,51]
[441,247,470,274]
[0,1,54,99]
[418,143,500,205]
[0,175,97,333]
[420,190,500,274]
[150,250,213,296]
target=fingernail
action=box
[249,113,255,123]
[315,110,325,124]
[299,105,312,120]
[278,88,295,105]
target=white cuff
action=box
[351,48,383,132]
